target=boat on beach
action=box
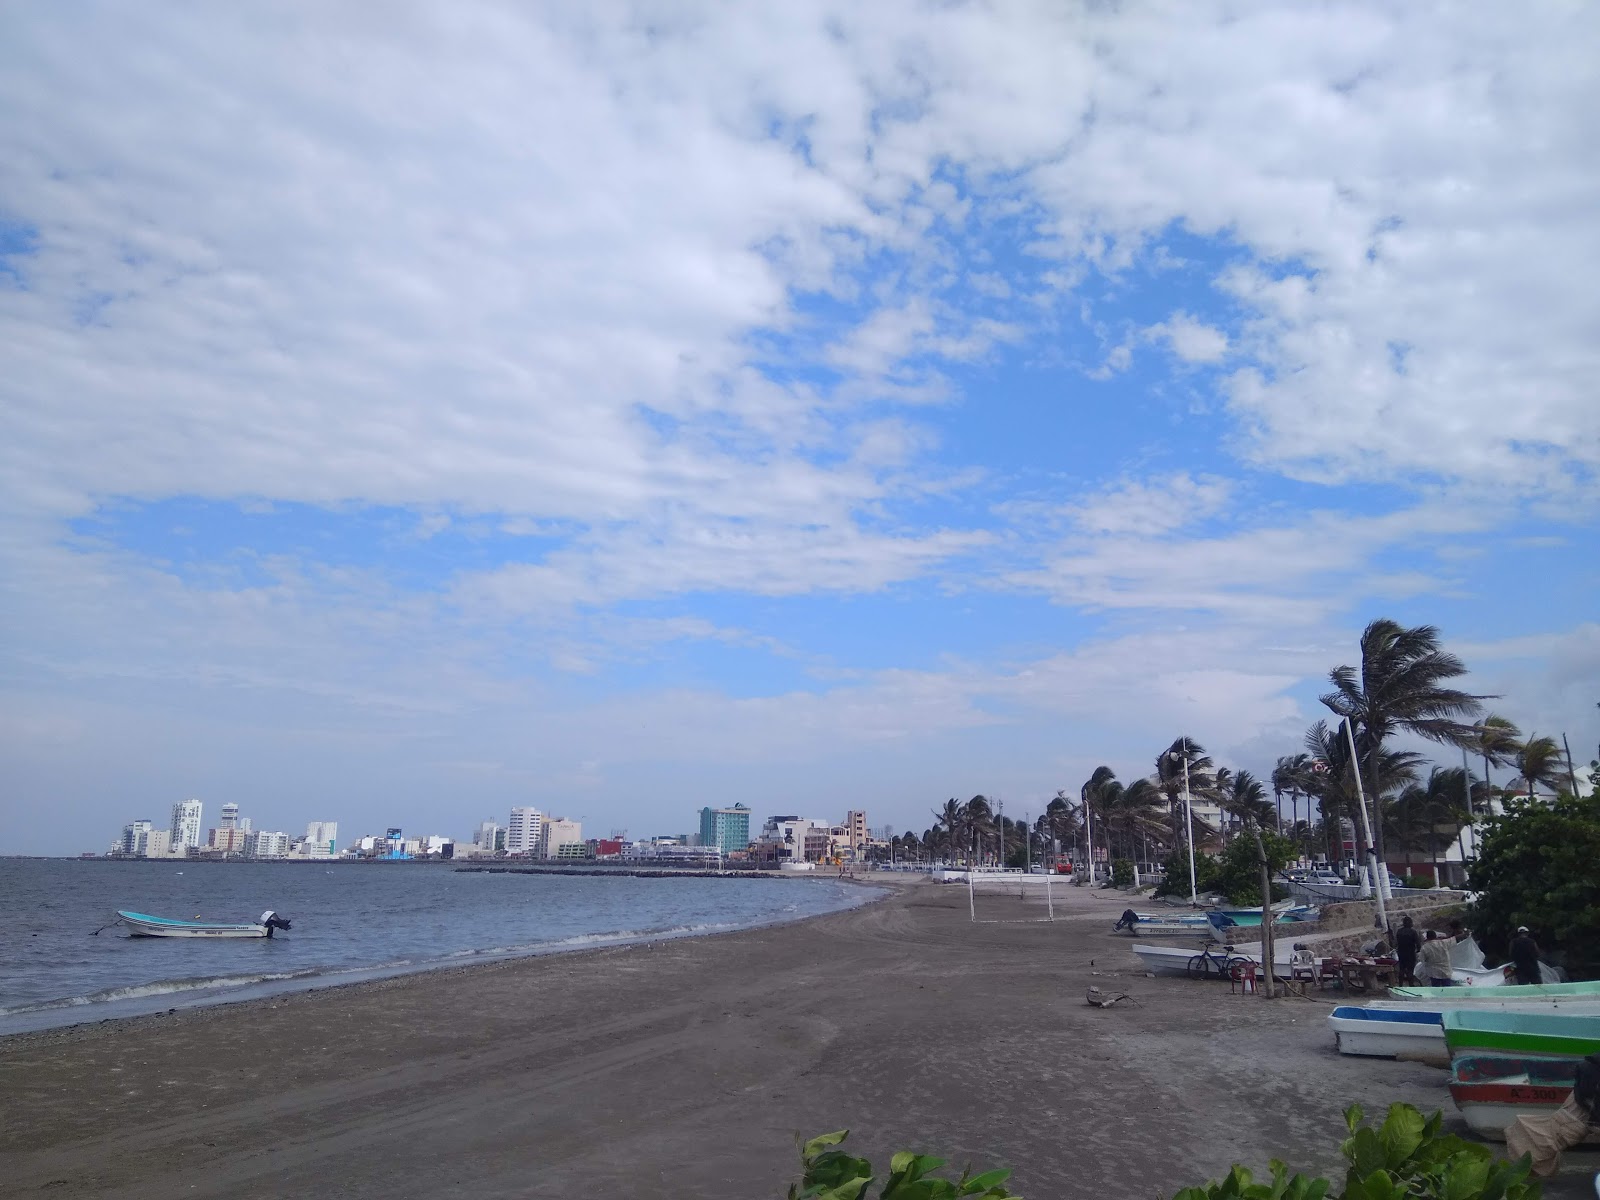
[1205,905,1319,937]
[1328,1005,1445,1058]
[116,910,292,939]
[1441,1010,1600,1062]
[1390,980,1600,1002]
[1447,1054,1581,1140]
[1128,941,1296,979]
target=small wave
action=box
[0,968,328,1016]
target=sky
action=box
[2,2,1597,856]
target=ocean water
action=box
[0,859,878,1034]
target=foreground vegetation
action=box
[790,1105,1540,1200]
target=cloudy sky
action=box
[2,2,1597,856]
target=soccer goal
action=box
[961,869,1058,924]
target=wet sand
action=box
[2,878,1594,1198]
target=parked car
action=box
[1307,871,1344,887]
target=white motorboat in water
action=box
[115,909,292,938]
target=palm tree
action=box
[1514,735,1565,800]
[1100,777,1167,863]
[1223,769,1276,831]
[964,795,994,864]
[1321,619,1490,868]
[1301,720,1421,867]
[1471,714,1523,803]
[1157,736,1215,853]
[1390,766,1476,884]
[1039,792,1080,866]
[932,798,965,866]
[1275,753,1315,860]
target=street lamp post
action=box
[997,798,1004,868]
[1167,748,1199,905]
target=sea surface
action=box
[0,859,879,1035]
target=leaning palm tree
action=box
[1471,714,1523,803]
[1514,735,1566,801]
[1321,619,1490,868]
[1156,737,1214,854]
[1101,777,1168,863]
[1223,769,1276,831]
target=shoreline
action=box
[0,874,890,1039]
[3,880,1594,1198]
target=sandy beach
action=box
[2,878,1594,1198]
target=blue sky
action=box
[1,2,1597,855]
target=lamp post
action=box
[1337,716,1388,932]
[1166,747,1199,905]
[997,798,1004,868]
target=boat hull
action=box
[1448,1082,1575,1140]
[1391,980,1600,1001]
[118,910,271,938]
[1441,1010,1600,1061]
[1328,1006,1443,1058]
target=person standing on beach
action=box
[1394,916,1420,985]
[1510,925,1542,986]
[1419,929,1454,986]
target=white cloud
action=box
[1147,312,1229,364]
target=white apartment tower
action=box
[506,807,544,855]
[170,798,203,850]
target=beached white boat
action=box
[1448,1055,1581,1140]
[117,910,292,938]
[1451,1080,1577,1140]
[1129,941,1295,980]
[1327,1006,1445,1057]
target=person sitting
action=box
[1418,929,1454,986]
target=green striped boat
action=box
[1440,1010,1600,1061]
[1391,980,1600,1001]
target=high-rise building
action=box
[219,802,240,830]
[120,819,153,856]
[474,820,500,851]
[145,829,172,858]
[506,807,543,855]
[169,799,203,850]
[539,817,582,859]
[844,810,868,855]
[699,804,751,854]
[304,821,338,852]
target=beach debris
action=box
[1085,986,1137,1008]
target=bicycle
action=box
[1185,940,1251,981]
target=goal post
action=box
[964,869,1057,923]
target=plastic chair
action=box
[1290,948,1317,986]
[1316,955,1344,990]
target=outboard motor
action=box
[259,910,292,937]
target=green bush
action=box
[1167,1103,1539,1200]
[1153,848,1221,898]
[1401,874,1434,891]
[788,1131,1019,1200]
[1111,858,1134,887]
[1468,791,1600,980]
